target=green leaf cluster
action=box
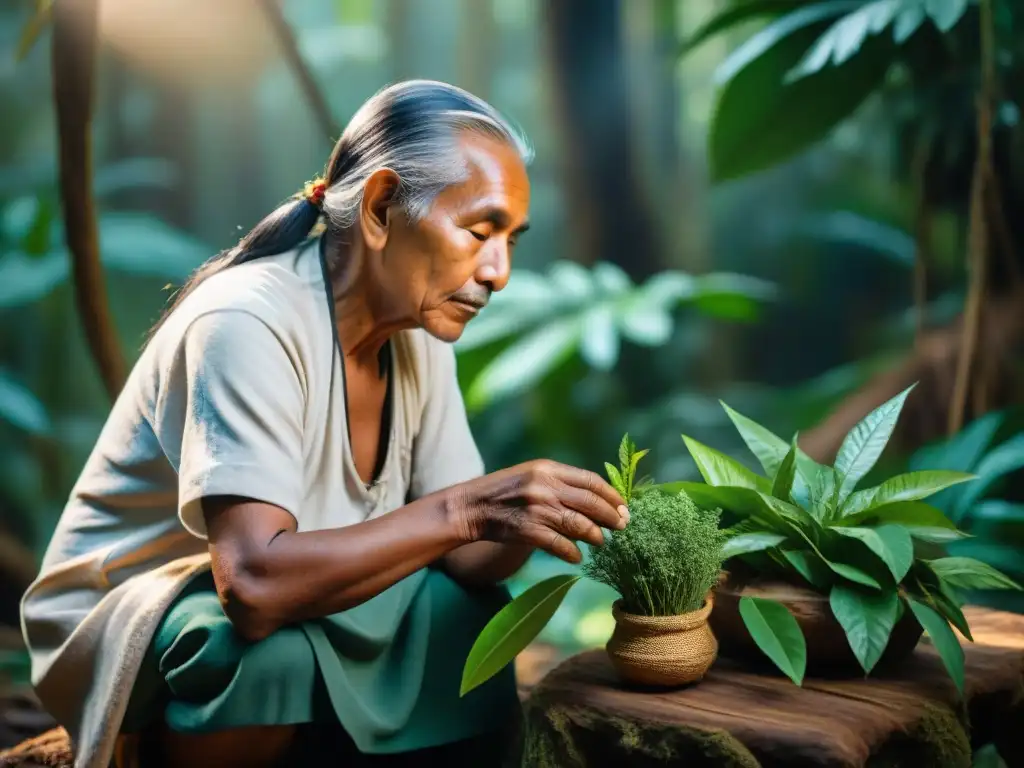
[461,435,721,696]
[907,410,1024,603]
[685,0,976,181]
[584,485,726,617]
[455,261,775,411]
[660,383,1021,692]
[604,432,654,504]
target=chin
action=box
[421,317,467,344]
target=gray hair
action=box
[146,80,530,342]
[321,79,533,231]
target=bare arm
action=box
[206,461,627,641]
[204,490,462,642]
[440,542,534,587]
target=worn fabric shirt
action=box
[20,240,486,768]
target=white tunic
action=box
[20,241,485,768]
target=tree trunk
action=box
[541,0,663,280]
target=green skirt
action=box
[122,567,519,758]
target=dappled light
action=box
[2,1,1024,766]
[97,0,277,86]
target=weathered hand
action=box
[447,459,630,564]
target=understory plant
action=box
[660,384,1023,692]
[459,435,725,696]
[584,483,725,617]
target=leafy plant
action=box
[686,0,979,182]
[454,260,775,411]
[604,433,654,504]
[460,436,723,696]
[659,383,1022,692]
[908,410,1024,610]
[584,479,726,617]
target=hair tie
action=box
[299,176,327,208]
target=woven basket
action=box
[606,596,718,687]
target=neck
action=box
[324,235,413,366]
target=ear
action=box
[359,168,401,252]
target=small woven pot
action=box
[606,597,718,687]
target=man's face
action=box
[379,133,531,343]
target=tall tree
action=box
[542,0,663,280]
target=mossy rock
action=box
[521,609,1024,767]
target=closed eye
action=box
[469,230,488,242]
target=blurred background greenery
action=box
[1,0,1023,692]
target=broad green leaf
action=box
[0,368,51,436]
[833,385,915,504]
[904,527,971,545]
[592,262,632,294]
[832,525,914,582]
[738,596,807,685]
[909,411,1002,475]
[788,0,903,81]
[0,252,68,308]
[461,574,580,696]
[969,500,1024,524]
[720,402,789,476]
[714,2,861,85]
[618,306,672,346]
[682,435,771,492]
[806,464,839,522]
[906,598,965,695]
[893,4,927,41]
[654,482,805,535]
[828,560,882,590]
[842,471,976,517]
[782,550,833,589]
[708,2,892,182]
[840,500,957,528]
[924,0,970,32]
[829,583,899,674]
[927,557,1022,591]
[579,304,620,371]
[951,434,1024,521]
[680,0,810,56]
[930,580,974,642]
[723,532,788,558]
[772,439,799,500]
[99,213,210,279]
[548,260,594,299]
[839,500,968,544]
[465,318,580,411]
[907,411,1003,514]
[759,492,813,528]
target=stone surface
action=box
[522,607,1024,767]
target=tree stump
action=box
[522,607,1024,767]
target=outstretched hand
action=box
[447,459,630,564]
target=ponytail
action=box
[145,79,532,347]
[144,178,327,344]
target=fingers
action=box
[516,521,584,564]
[550,480,624,533]
[548,462,627,513]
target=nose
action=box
[475,239,511,293]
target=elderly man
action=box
[21,80,628,767]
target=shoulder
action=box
[149,249,329,373]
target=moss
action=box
[868,702,971,768]
[521,696,760,767]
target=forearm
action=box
[212,492,464,639]
[441,542,534,587]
